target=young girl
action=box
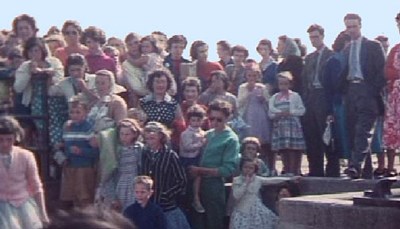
[179,104,207,213]
[230,158,296,229]
[268,71,305,176]
[0,116,49,229]
[241,137,269,176]
[238,60,273,172]
[111,118,144,210]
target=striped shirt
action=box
[141,145,187,211]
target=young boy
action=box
[179,104,207,213]
[123,176,166,229]
[60,96,99,208]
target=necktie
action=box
[349,41,358,79]
[313,52,322,88]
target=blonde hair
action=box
[277,71,293,82]
[134,175,154,191]
[143,121,171,145]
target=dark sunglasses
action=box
[64,31,78,36]
[209,117,223,122]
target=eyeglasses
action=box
[64,31,78,36]
[209,117,223,123]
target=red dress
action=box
[383,79,400,149]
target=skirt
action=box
[0,198,42,229]
[271,116,305,151]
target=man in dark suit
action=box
[301,24,337,177]
[341,13,386,179]
[163,35,190,103]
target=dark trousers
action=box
[192,177,226,229]
[303,89,340,177]
[345,83,378,173]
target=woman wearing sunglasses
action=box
[189,99,240,229]
[54,20,88,66]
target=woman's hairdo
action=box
[208,99,232,118]
[0,116,25,143]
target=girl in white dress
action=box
[230,158,296,229]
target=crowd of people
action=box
[0,11,400,229]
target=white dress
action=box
[230,175,279,229]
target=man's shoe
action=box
[345,167,360,179]
[373,168,386,179]
[385,169,398,177]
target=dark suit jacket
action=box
[301,46,334,101]
[277,55,304,94]
[163,54,190,102]
[339,37,386,96]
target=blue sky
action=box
[2,1,399,60]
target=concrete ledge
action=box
[278,189,400,229]
[298,177,400,195]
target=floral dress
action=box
[230,175,278,229]
[383,79,400,149]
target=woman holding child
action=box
[189,100,240,229]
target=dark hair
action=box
[332,31,351,52]
[344,13,362,23]
[276,181,300,200]
[217,40,231,51]
[186,104,206,120]
[12,14,38,37]
[307,24,325,36]
[182,76,202,93]
[81,26,107,45]
[396,12,400,20]
[151,31,167,38]
[44,207,136,229]
[278,35,288,43]
[23,37,48,60]
[208,99,232,118]
[0,116,25,142]
[140,35,161,54]
[167,35,188,51]
[231,45,249,59]
[66,53,87,69]
[239,158,259,174]
[190,40,208,60]
[375,35,388,42]
[211,70,229,90]
[256,39,273,53]
[61,20,83,36]
[146,68,174,93]
[294,38,307,57]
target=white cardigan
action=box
[268,90,305,119]
[14,57,64,106]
